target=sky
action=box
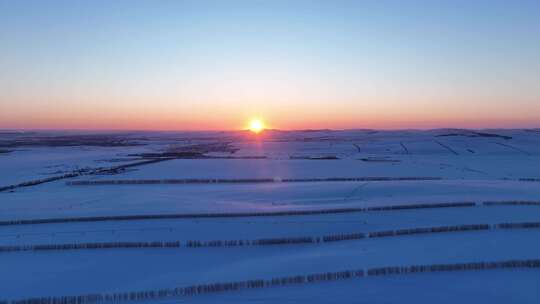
[0,0,539,131]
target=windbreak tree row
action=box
[6,259,540,304]
[3,222,540,253]
[483,201,540,206]
[67,176,443,186]
[5,200,540,227]
[0,202,476,227]
[0,158,169,192]
[0,242,180,252]
[368,259,540,276]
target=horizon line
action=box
[1,127,539,133]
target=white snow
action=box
[1,129,539,302]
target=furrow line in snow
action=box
[434,140,459,155]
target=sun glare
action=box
[248,119,265,133]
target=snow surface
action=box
[1,129,540,302]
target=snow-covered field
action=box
[1,129,540,303]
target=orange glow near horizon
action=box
[2,112,540,131]
[1,100,540,131]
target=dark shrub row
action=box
[67,176,442,186]
[184,223,505,249]
[8,269,364,304]
[497,222,540,229]
[161,270,357,296]
[7,259,540,304]
[368,259,540,276]
[306,270,363,282]
[0,236,321,252]
[0,209,363,227]
[253,237,314,245]
[0,241,180,252]
[518,178,540,182]
[0,158,169,192]
[282,177,441,182]
[366,202,475,211]
[0,202,476,227]
[186,240,247,247]
[483,201,540,206]
[368,224,490,238]
[186,237,315,247]
[0,173,79,192]
[68,178,276,185]
[2,222,522,253]
[323,232,365,242]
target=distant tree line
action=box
[5,259,540,304]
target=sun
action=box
[248,119,265,133]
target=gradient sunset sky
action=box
[1,0,539,130]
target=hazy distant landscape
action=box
[2,0,540,302]
[2,129,540,303]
